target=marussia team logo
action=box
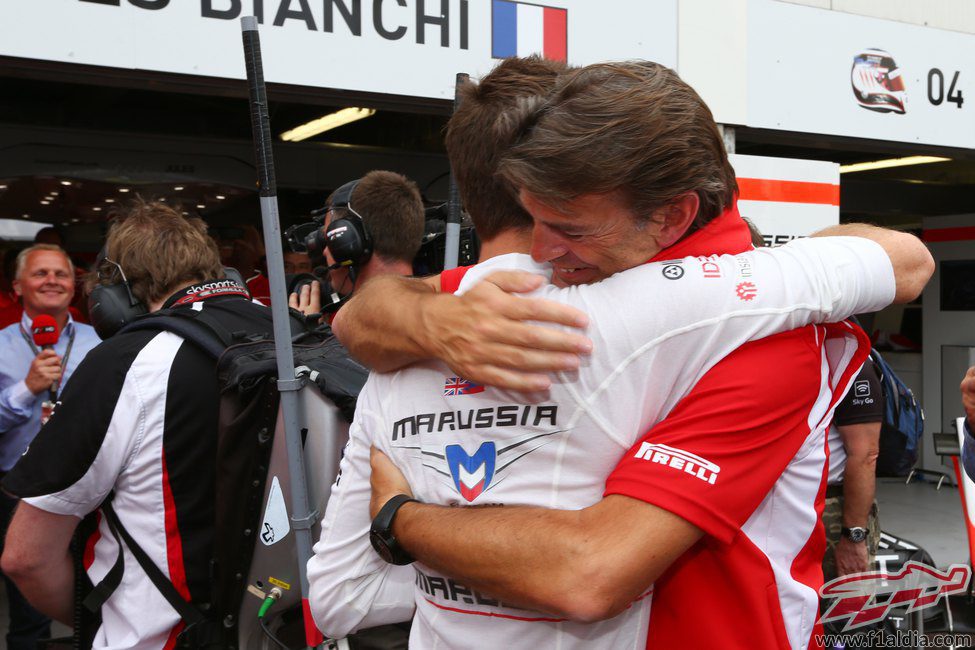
[820,561,971,630]
[445,442,497,502]
[418,430,563,502]
[444,377,485,396]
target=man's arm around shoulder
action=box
[332,272,590,392]
[370,448,701,622]
[811,224,934,303]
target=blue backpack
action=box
[870,349,925,476]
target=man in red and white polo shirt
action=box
[318,60,933,649]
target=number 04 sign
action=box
[927,69,963,109]
[748,0,974,150]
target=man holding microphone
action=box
[0,243,99,649]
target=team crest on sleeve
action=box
[445,442,497,502]
[444,376,485,396]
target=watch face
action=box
[845,527,867,543]
[370,530,395,563]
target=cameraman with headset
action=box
[288,169,425,649]
[0,201,278,649]
[289,170,425,321]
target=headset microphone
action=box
[31,314,60,349]
[88,250,149,340]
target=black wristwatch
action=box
[842,526,868,543]
[370,494,419,565]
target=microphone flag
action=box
[31,314,60,349]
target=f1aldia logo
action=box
[820,561,971,630]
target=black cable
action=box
[258,615,290,650]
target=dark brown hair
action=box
[499,61,738,231]
[445,56,569,240]
[347,170,424,263]
[94,199,223,305]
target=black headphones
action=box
[87,250,148,340]
[88,247,252,340]
[324,179,373,269]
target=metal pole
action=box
[443,72,469,270]
[719,124,736,155]
[240,17,319,648]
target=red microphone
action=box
[31,315,61,411]
[31,314,60,350]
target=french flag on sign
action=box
[492,0,568,62]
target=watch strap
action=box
[372,494,418,533]
[370,494,419,565]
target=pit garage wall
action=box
[680,0,975,150]
[0,0,677,101]
[922,215,975,467]
[730,154,839,244]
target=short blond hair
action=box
[94,200,223,305]
[15,244,74,280]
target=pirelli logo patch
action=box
[633,442,720,485]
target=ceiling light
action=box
[196,203,206,209]
[839,156,951,174]
[280,107,376,142]
[40,200,50,205]
[21,214,29,219]
[60,180,72,186]
[0,184,7,190]
[119,187,130,193]
[92,206,102,212]
[105,198,115,203]
[70,218,80,223]
[174,186,184,191]
[216,195,226,200]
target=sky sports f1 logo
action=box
[491,0,567,62]
[820,561,971,630]
[633,442,720,485]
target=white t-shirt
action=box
[308,237,896,649]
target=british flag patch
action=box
[444,377,485,396]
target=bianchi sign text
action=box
[9,1,674,101]
[81,0,471,49]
